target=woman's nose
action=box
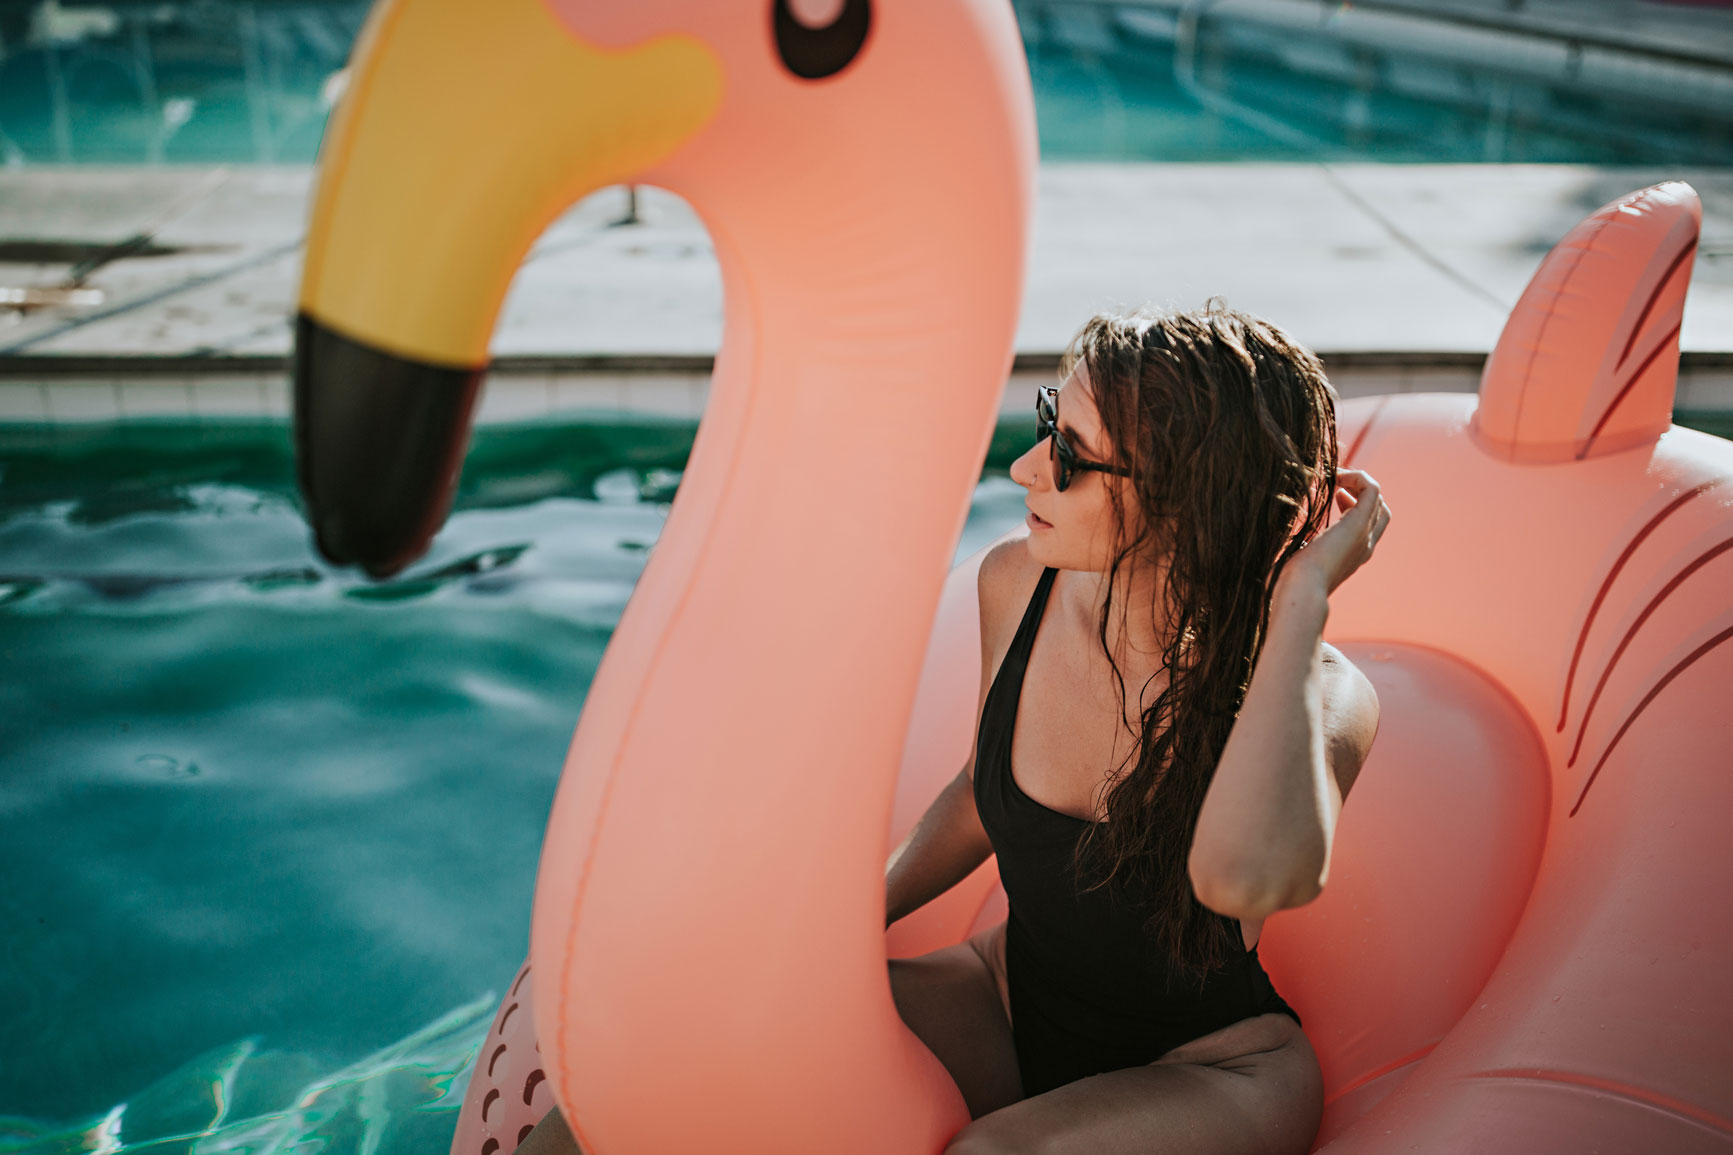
[1009,439,1045,489]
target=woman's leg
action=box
[943,1011,1324,1155]
[888,920,1024,1119]
[504,921,1023,1153]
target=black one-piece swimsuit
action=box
[973,566,1302,1098]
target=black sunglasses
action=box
[1037,385,1132,492]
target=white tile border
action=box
[261,376,290,415]
[0,362,1727,426]
[474,375,558,424]
[187,377,273,419]
[0,382,51,421]
[118,380,198,418]
[549,376,626,413]
[41,381,123,422]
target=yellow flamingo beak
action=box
[294,0,720,576]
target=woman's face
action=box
[1010,362,1135,573]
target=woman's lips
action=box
[1027,510,1052,530]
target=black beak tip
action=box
[292,313,485,580]
[309,514,405,579]
[312,526,352,570]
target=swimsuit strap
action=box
[1001,566,1060,676]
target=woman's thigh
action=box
[888,921,1023,1120]
[944,1011,1323,1155]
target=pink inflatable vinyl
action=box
[823,180,1733,1152]
[298,0,1034,1150]
[456,960,554,1155]
[1283,180,1733,1153]
[289,1,1731,1149]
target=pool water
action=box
[5,408,1729,1151]
[0,415,1033,1153]
[0,0,1725,166]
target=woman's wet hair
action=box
[1060,296,1340,985]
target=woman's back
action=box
[971,543,1301,1097]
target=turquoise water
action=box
[0,415,1033,1152]
[0,0,1726,166]
[4,409,1730,1151]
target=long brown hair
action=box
[1061,297,1340,987]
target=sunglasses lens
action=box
[1037,388,1071,490]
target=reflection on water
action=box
[0,1,364,165]
[0,0,1727,165]
[0,995,491,1154]
[3,410,1728,1146]
[1021,1,1733,164]
[0,416,1029,1148]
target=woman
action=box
[885,299,1387,1154]
[517,300,1387,1155]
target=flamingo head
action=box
[293,0,1036,577]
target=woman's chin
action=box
[1021,533,1059,569]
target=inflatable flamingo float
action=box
[290,0,1733,1150]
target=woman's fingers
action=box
[1333,469,1380,520]
[1336,468,1376,497]
[1289,470,1392,595]
[1331,470,1393,560]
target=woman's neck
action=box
[1073,553,1176,669]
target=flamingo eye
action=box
[772,0,871,81]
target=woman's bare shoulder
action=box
[975,529,1045,657]
[1319,641,1380,803]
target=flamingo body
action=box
[290,1,1732,1148]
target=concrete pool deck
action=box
[0,162,1729,424]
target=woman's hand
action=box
[1284,468,1391,598]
